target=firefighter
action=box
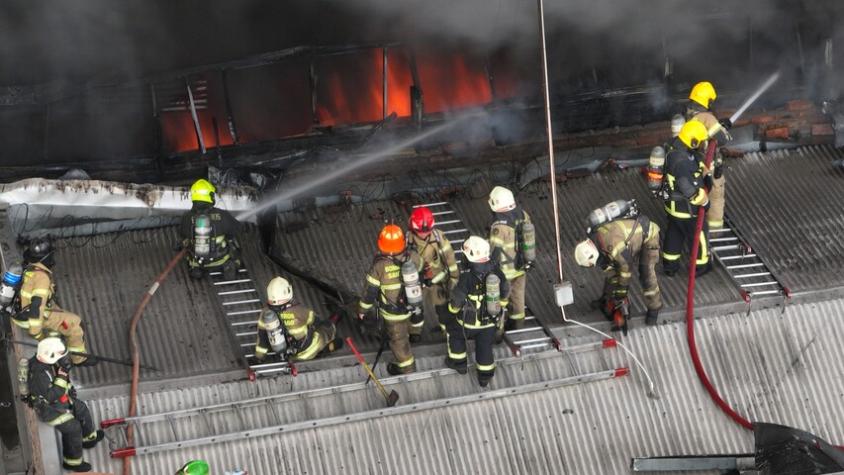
[406,206,460,341]
[445,236,509,387]
[686,81,732,229]
[357,224,424,375]
[487,186,534,336]
[178,178,242,281]
[662,120,712,277]
[27,337,103,472]
[254,277,341,362]
[574,211,663,331]
[12,239,91,365]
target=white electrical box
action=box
[554,281,574,307]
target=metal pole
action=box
[310,59,319,124]
[382,47,389,119]
[185,77,206,154]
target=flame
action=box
[416,53,493,113]
[161,110,233,154]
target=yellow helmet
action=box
[190,179,216,204]
[689,81,717,109]
[677,120,708,150]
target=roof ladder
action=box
[502,308,562,356]
[207,266,295,378]
[710,214,790,308]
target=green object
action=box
[176,460,210,475]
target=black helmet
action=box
[24,238,53,266]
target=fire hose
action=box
[122,249,186,475]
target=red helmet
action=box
[409,207,434,237]
[377,224,406,255]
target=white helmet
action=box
[463,236,491,263]
[488,186,516,212]
[671,114,686,137]
[266,277,293,306]
[37,337,67,365]
[574,239,599,267]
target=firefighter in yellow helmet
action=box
[12,239,92,365]
[254,277,341,363]
[179,179,242,281]
[445,236,509,387]
[357,224,424,375]
[687,81,732,229]
[574,205,662,333]
[662,120,712,277]
[487,186,534,339]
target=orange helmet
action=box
[377,224,406,255]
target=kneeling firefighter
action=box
[179,179,242,281]
[25,337,104,472]
[357,224,424,375]
[446,236,510,387]
[255,277,341,362]
[574,200,663,334]
[13,239,91,365]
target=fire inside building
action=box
[1,1,844,474]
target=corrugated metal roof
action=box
[724,144,844,293]
[79,295,844,474]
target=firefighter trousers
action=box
[43,309,88,365]
[707,174,726,229]
[662,215,710,274]
[603,243,663,312]
[411,284,451,336]
[445,320,496,385]
[498,273,526,337]
[51,399,96,467]
[384,317,415,372]
[290,321,337,362]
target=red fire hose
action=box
[685,140,754,431]
[122,249,187,475]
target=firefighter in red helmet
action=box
[405,206,460,341]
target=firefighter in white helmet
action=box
[487,186,534,338]
[445,236,509,387]
[686,81,732,229]
[178,179,242,281]
[255,277,341,362]
[27,337,103,472]
[574,207,662,333]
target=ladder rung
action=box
[209,269,248,276]
[217,289,257,296]
[709,227,732,233]
[223,299,262,306]
[719,254,756,261]
[214,279,252,286]
[436,219,462,226]
[524,315,537,321]
[520,342,551,350]
[749,290,781,296]
[432,211,455,216]
[512,337,552,345]
[506,327,546,335]
[415,202,448,208]
[236,331,258,337]
[230,321,257,327]
[710,237,739,243]
[250,362,289,370]
[740,281,780,288]
[726,262,765,269]
[227,309,263,316]
[734,272,772,279]
[442,229,468,235]
[713,245,740,252]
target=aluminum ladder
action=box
[101,340,623,458]
[411,201,471,266]
[502,307,562,356]
[207,267,293,378]
[709,214,790,305]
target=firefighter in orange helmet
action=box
[358,224,424,375]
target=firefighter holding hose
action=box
[178,179,242,281]
[25,337,103,472]
[357,224,424,375]
[445,236,509,387]
[406,206,460,340]
[254,276,342,363]
[661,120,712,277]
[574,200,663,332]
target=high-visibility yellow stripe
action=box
[54,377,70,389]
[366,275,380,287]
[381,310,410,321]
[662,252,681,261]
[359,301,373,310]
[381,283,402,290]
[255,346,268,356]
[448,303,461,313]
[697,231,709,264]
[63,456,83,465]
[509,312,525,320]
[409,320,424,328]
[11,319,29,329]
[643,288,659,296]
[66,346,86,354]
[48,413,74,426]
[476,363,495,371]
[83,431,100,441]
[294,334,323,360]
[397,356,415,367]
[431,271,446,284]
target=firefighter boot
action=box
[591,298,614,321]
[63,461,93,473]
[222,260,238,281]
[325,338,344,353]
[444,357,468,375]
[645,309,659,326]
[387,361,416,375]
[82,430,105,449]
[189,266,204,280]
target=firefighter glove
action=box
[719,118,732,130]
[57,354,73,373]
